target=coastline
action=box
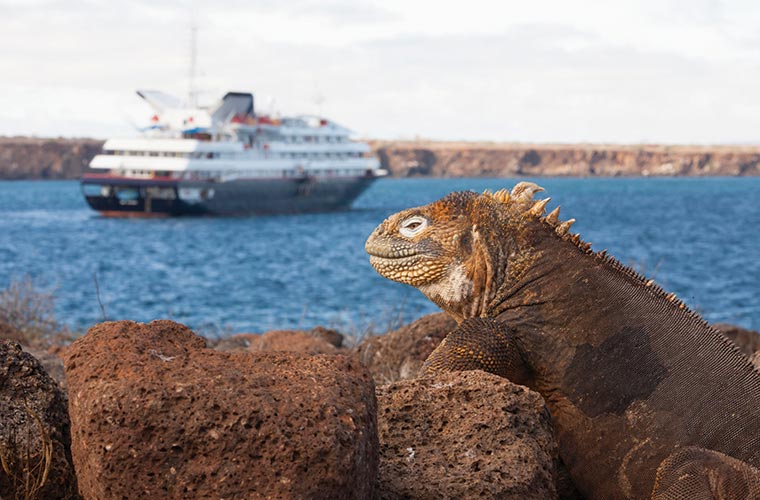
[2,136,760,179]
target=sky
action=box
[1,0,760,143]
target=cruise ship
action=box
[81,90,386,216]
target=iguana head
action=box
[366,182,573,321]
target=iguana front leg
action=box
[422,317,587,500]
[652,447,760,499]
[422,317,531,387]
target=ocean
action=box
[0,178,758,335]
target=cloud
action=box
[0,0,759,142]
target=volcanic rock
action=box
[214,328,341,354]
[254,328,340,354]
[21,346,68,390]
[63,320,378,500]
[211,332,259,351]
[354,313,456,384]
[310,325,345,348]
[0,339,78,499]
[375,370,558,500]
[714,323,760,357]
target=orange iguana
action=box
[365,182,760,499]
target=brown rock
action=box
[311,325,345,348]
[376,370,558,499]
[21,346,68,390]
[354,313,456,384]
[0,339,78,499]
[714,323,760,357]
[211,332,260,351]
[255,329,339,354]
[64,320,377,500]
[214,328,340,354]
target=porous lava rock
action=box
[254,329,340,354]
[211,332,259,351]
[714,323,760,357]
[214,328,341,354]
[353,313,456,384]
[21,346,67,390]
[63,320,378,500]
[375,370,558,500]
[0,339,78,499]
[310,325,344,348]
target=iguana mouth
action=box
[368,254,422,268]
[368,253,443,286]
[366,249,420,259]
[365,238,421,259]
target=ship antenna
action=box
[312,85,325,117]
[188,23,198,107]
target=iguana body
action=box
[365,183,760,499]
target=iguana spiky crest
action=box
[367,181,705,322]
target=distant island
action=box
[1,136,760,179]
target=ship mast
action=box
[188,24,198,108]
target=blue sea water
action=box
[0,178,758,335]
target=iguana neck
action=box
[440,215,568,323]
[489,222,591,327]
[483,219,732,383]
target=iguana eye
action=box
[399,216,428,237]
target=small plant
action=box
[0,408,53,500]
[0,276,72,348]
[330,298,408,349]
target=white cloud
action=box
[0,0,759,142]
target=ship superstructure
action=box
[81,90,385,216]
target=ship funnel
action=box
[210,92,255,124]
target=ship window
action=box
[82,184,103,196]
[146,187,176,200]
[115,188,139,201]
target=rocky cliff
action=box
[2,137,760,179]
[371,141,760,177]
[0,137,102,180]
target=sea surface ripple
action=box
[0,178,757,335]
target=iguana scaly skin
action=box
[365,183,760,500]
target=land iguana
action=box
[365,183,760,499]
